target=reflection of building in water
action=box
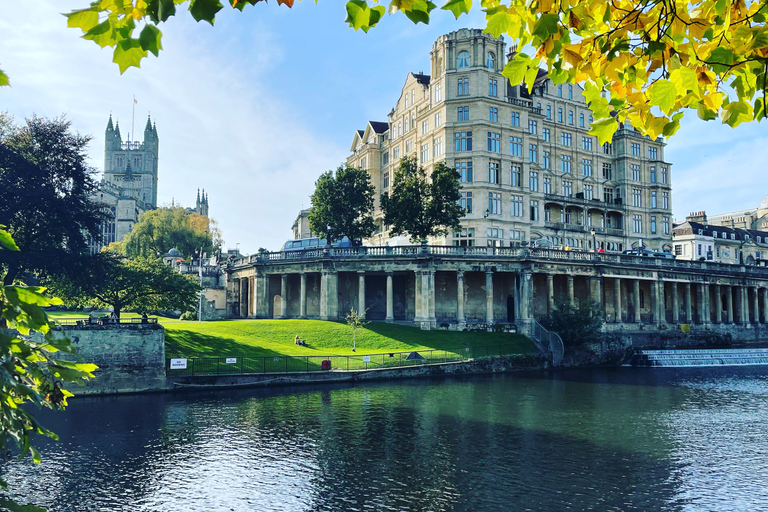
[347,28,673,253]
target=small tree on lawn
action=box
[540,296,604,347]
[345,308,367,352]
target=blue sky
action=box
[2,1,766,253]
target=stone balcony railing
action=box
[230,245,768,278]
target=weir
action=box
[627,348,768,367]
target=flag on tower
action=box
[134,97,138,104]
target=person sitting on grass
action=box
[294,335,306,346]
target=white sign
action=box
[170,358,187,370]
[363,356,371,363]
[225,358,237,364]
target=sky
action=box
[2,1,767,254]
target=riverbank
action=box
[167,353,549,392]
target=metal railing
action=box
[516,319,564,366]
[166,344,530,376]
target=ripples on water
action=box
[3,367,768,511]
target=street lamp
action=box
[484,209,490,219]
[591,228,596,253]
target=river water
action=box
[3,367,768,511]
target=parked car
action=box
[283,236,352,251]
[622,248,656,257]
[653,251,675,259]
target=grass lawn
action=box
[163,319,537,359]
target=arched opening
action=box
[457,50,470,68]
[507,295,516,322]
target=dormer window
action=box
[698,229,703,235]
[486,51,495,69]
[457,51,470,68]
[731,234,736,240]
[722,232,727,239]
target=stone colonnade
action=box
[228,257,768,330]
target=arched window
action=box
[457,51,470,68]
[486,51,495,69]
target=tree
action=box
[308,165,375,244]
[53,1,768,141]
[0,115,106,285]
[0,228,96,510]
[345,308,368,352]
[121,207,221,260]
[540,296,604,347]
[48,253,199,318]
[381,157,463,242]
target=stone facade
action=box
[89,115,159,252]
[226,246,768,343]
[348,29,673,253]
[53,323,166,395]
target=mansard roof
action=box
[412,73,431,86]
[674,221,768,242]
[369,121,389,134]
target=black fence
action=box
[167,344,526,376]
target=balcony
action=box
[545,221,586,233]
[544,194,611,209]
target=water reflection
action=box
[3,367,768,511]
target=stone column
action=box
[256,274,269,318]
[428,271,436,324]
[520,271,533,319]
[457,271,466,324]
[299,273,307,319]
[590,277,602,308]
[386,271,394,323]
[357,271,366,319]
[653,279,664,325]
[753,286,759,325]
[761,288,768,324]
[249,276,255,317]
[320,271,338,321]
[633,280,641,323]
[671,282,679,324]
[567,275,575,306]
[614,277,622,323]
[684,283,692,324]
[239,278,247,318]
[702,284,711,327]
[485,269,494,324]
[696,283,707,325]
[740,286,748,325]
[279,274,288,319]
[727,285,734,324]
[547,274,555,314]
[714,284,722,324]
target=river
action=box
[3,366,768,511]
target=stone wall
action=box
[53,323,166,395]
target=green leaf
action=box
[83,20,117,48]
[502,56,529,86]
[485,11,515,38]
[113,39,148,73]
[721,100,753,128]
[139,25,163,57]
[146,0,177,23]
[65,8,100,32]
[708,47,734,73]
[588,116,618,145]
[648,79,677,115]
[754,95,766,121]
[532,14,559,42]
[189,0,223,24]
[663,112,684,137]
[441,0,471,19]
[0,229,19,250]
[345,1,386,32]
[403,2,436,25]
[0,69,7,86]
[697,104,718,121]
[5,286,56,308]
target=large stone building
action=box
[90,115,159,252]
[673,198,768,265]
[347,29,673,252]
